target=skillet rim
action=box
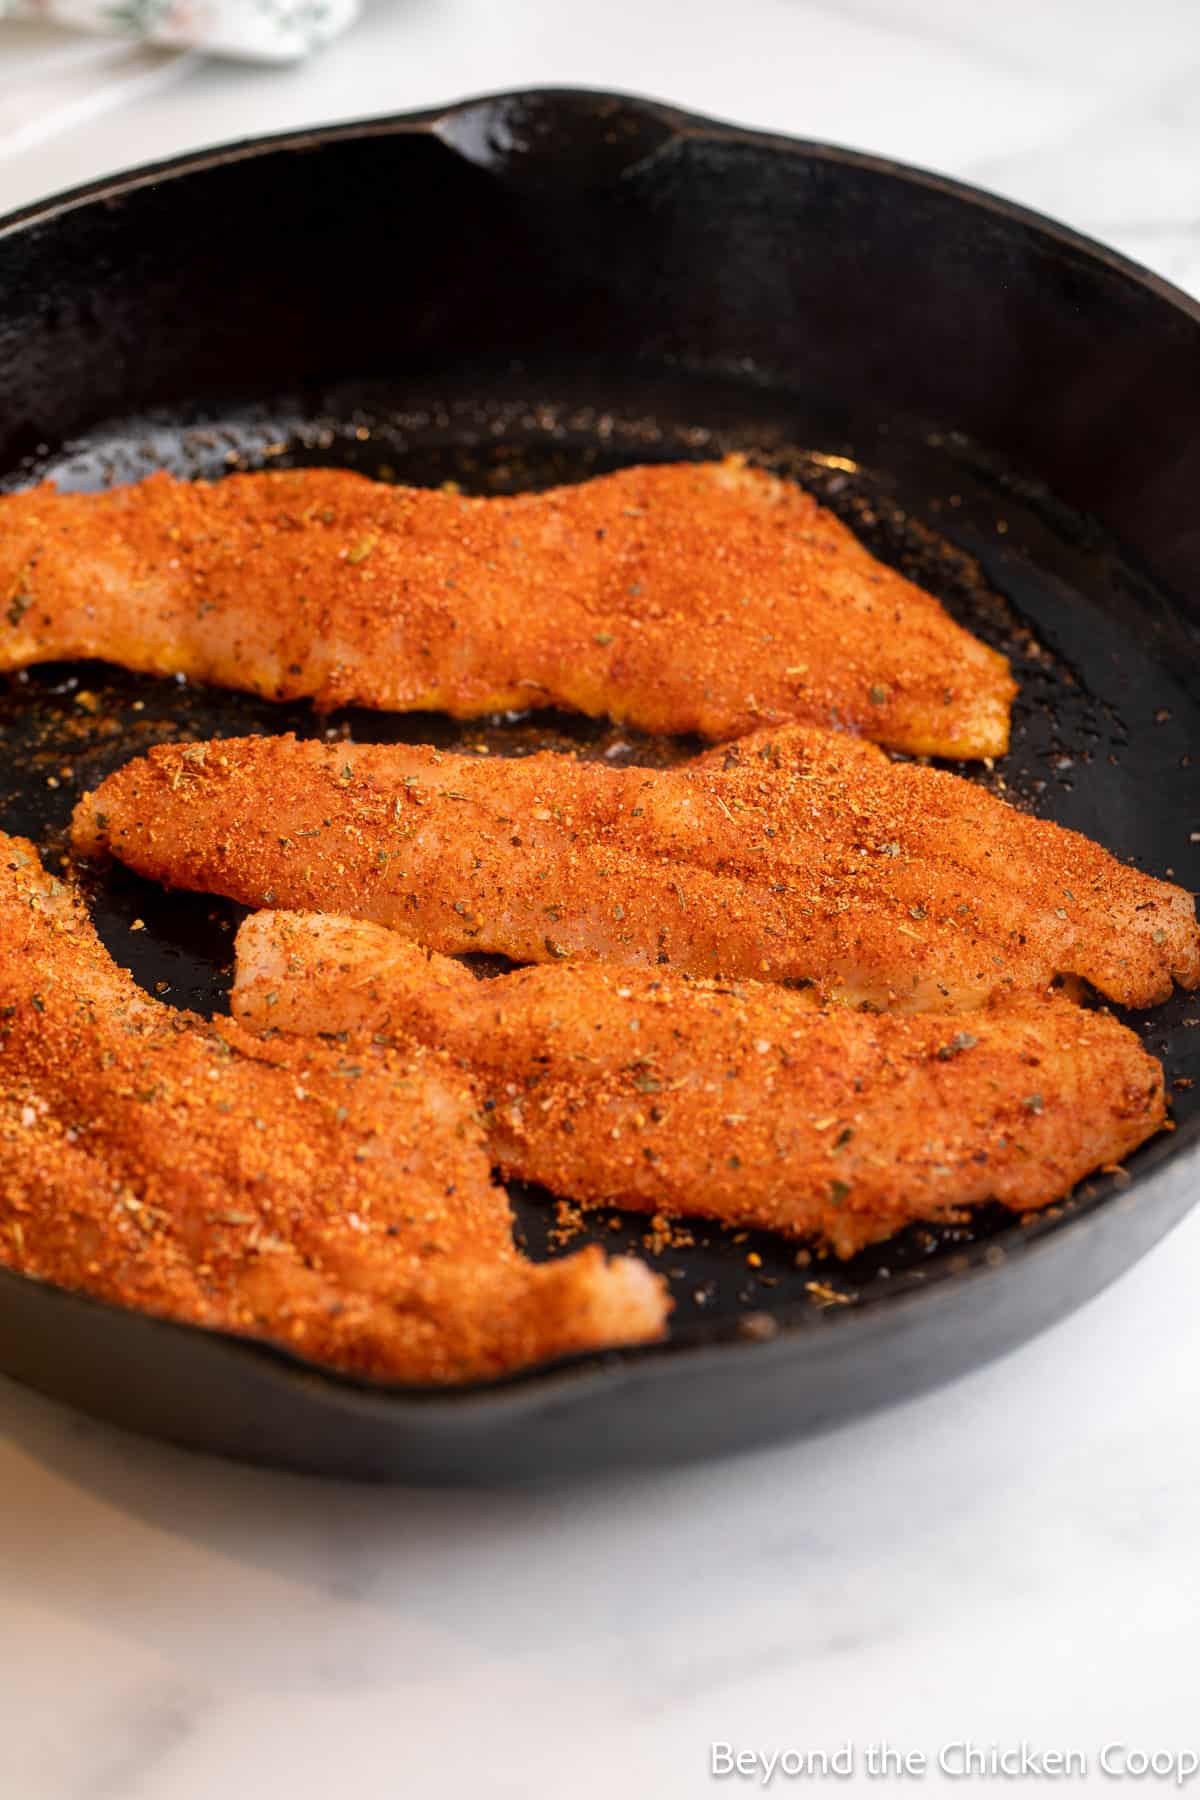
[0,84,1197,1425]
[0,82,1197,332]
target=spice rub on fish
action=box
[0,457,1014,757]
[233,912,1166,1258]
[73,725,1200,1012]
[0,836,667,1383]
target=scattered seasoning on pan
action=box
[805,1281,854,1308]
[737,1312,778,1342]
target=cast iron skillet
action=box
[0,90,1197,1482]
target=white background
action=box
[1,4,1199,1796]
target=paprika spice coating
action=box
[233,911,1168,1258]
[0,457,1013,757]
[0,837,668,1382]
[73,725,1200,1012]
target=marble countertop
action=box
[2,4,1199,1795]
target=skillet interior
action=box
[0,93,1197,1476]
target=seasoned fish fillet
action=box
[0,836,667,1382]
[73,725,1200,1011]
[0,457,1014,757]
[233,912,1166,1257]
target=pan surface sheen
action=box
[0,90,1196,1480]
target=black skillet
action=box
[0,90,1197,1482]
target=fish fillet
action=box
[72,726,1200,1011]
[0,835,667,1382]
[0,457,1014,757]
[232,911,1166,1257]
